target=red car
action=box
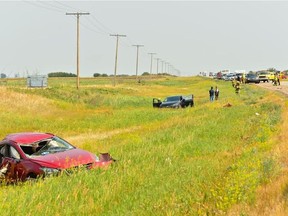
[0,132,114,181]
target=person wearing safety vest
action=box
[242,73,246,84]
[273,73,278,86]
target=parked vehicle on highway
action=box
[0,132,115,182]
[153,95,194,108]
[221,74,228,80]
[225,73,237,81]
[235,72,245,80]
[257,71,270,82]
[245,73,260,84]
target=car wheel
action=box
[26,173,38,182]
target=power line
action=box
[23,0,64,13]
[23,1,180,76]
[54,0,81,12]
[37,1,67,12]
[84,17,110,35]
[54,1,114,35]
[90,15,115,35]
[24,1,113,36]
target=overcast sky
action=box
[1,1,288,77]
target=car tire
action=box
[26,173,38,182]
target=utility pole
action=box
[156,58,160,75]
[132,44,144,79]
[148,53,156,74]
[170,65,174,75]
[164,62,168,73]
[161,60,164,73]
[110,34,126,86]
[167,64,171,74]
[66,12,90,89]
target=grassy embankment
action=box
[0,76,285,215]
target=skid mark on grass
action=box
[65,111,199,146]
[66,126,141,144]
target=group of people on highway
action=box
[209,72,284,101]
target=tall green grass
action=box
[0,76,283,215]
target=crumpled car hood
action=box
[29,149,95,169]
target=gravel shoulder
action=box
[255,80,288,96]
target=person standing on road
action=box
[277,73,281,86]
[215,86,219,100]
[273,73,278,86]
[209,87,215,101]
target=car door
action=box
[153,98,162,108]
[0,144,26,181]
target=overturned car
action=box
[0,132,114,182]
[153,95,194,108]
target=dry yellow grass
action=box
[0,87,57,116]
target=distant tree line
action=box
[93,73,166,77]
[3,71,175,78]
[157,73,173,76]
[48,72,77,77]
[45,71,175,78]
[93,73,108,77]
[141,72,173,76]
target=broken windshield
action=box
[20,136,75,157]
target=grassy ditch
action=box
[0,76,284,215]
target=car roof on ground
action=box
[3,132,54,145]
